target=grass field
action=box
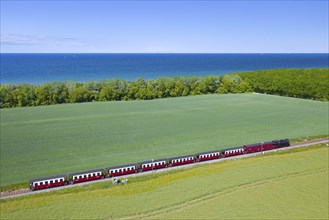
[1,93,328,186]
[0,145,328,219]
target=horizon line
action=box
[1,52,329,54]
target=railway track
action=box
[1,138,328,200]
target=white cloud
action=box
[1,34,83,47]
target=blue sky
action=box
[1,1,328,53]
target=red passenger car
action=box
[140,159,167,172]
[29,174,67,190]
[196,150,221,162]
[243,141,275,154]
[69,169,104,184]
[107,164,137,177]
[169,155,195,167]
[223,146,244,157]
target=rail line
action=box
[1,138,328,200]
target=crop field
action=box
[0,145,328,219]
[1,93,328,186]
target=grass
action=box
[1,93,328,186]
[0,144,328,219]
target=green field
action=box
[1,93,328,186]
[1,145,328,219]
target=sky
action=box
[1,0,328,53]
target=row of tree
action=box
[0,68,327,108]
[239,68,328,101]
[0,75,252,108]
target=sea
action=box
[1,53,328,85]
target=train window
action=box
[55,180,58,183]
[83,175,86,178]
[79,176,82,178]
[110,171,113,173]
[49,180,53,184]
[45,181,48,184]
[34,183,38,186]
[40,182,43,185]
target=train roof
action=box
[106,163,138,170]
[168,154,195,160]
[244,141,272,147]
[29,174,67,183]
[273,139,289,143]
[139,158,167,164]
[195,149,221,155]
[68,168,104,176]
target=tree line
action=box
[239,68,328,101]
[0,68,327,108]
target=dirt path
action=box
[1,138,328,200]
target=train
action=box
[29,139,290,190]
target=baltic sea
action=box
[1,53,328,84]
